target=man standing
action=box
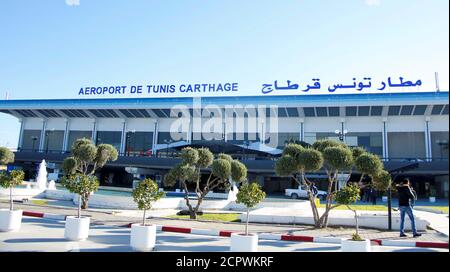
[397,178,422,238]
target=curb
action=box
[123,222,449,249]
[21,211,449,249]
[23,211,67,221]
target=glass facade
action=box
[158,131,188,144]
[227,132,260,145]
[192,132,224,142]
[67,131,92,150]
[21,129,41,151]
[277,133,300,149]
[346,132,383,156]
[43,130,64,152]
[96,131,122,151]
[304,132,341,145]
[388,132,426,159]
[431,131,449,160]
[303,132,383,156]
[125,131,153,155]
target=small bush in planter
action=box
[235,182,266,235]
[132,178,165,226]
[334,183,362,240]
[0,147,25,232]
[0,147,25,211]
[0,170,25,211]
[61,174,99,218]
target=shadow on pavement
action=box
[87,234,130,245]
[78,245,133,252]
[259,240,295,248]
[293,246,341,252]
[4,238,68,243]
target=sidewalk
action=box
[2,217,447,252]
[2,200,448,244]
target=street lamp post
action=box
[31,136,38,152]
[334,128,348,191]
[334,129,348,142]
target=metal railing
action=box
[15,148,449,162]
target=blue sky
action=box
[0,0,448,147]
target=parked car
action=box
[285,185,327,200]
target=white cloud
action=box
[65,0,80,6]
[365,0,381,6]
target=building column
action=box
[17,118,24,151]
[299,119,305,142]
[62,119,70,152]
[425,117,432,162]
[120,119,127,155]
[340,118,346,143]
[152,121,159,156]
[260,121,265,144]
[91,119,97,143]
[38,119,47,152]
[222,108,226,142]
[188,117,193,143]
[382,118,388,161]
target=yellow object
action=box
[31,200,48,205]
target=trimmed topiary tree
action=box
[132,178,165,226]
[61,138,118,209]
[275,139,389,229]
[61,174,99,218]
[0,170,25,211]
[355,152,383,183]
[372,170,392,192]
[236,182,266,235]
[0,147,15,166]
[0,147,24,211]
[334,183,362,240]
[164,147,247,219]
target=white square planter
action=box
[382,196,388,202]
[130,224,156,252]
[0,209,22,232]
[64,216,90,241]
[230,233,258,252]
[429,197,436,203]
[341,239,371,252]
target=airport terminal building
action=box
[0,91,448,198]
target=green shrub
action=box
[132,179,165,226]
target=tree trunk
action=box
[348,206,359,236]
[142,209,146,226]
[320,172,338,228]
[245,208,250,236]
[9,186,13,211]
[193,197,204,219]
[77,195,82,218]
[182,181,196,219]
[81,193,89,209]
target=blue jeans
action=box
[399,206,418,235]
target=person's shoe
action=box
[413,233,422,238]
[400,234,408,237]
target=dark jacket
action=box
[397,185,416,207]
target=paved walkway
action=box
[1,200,448,243]
[0,217,446,252]
[414,211,449,237]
